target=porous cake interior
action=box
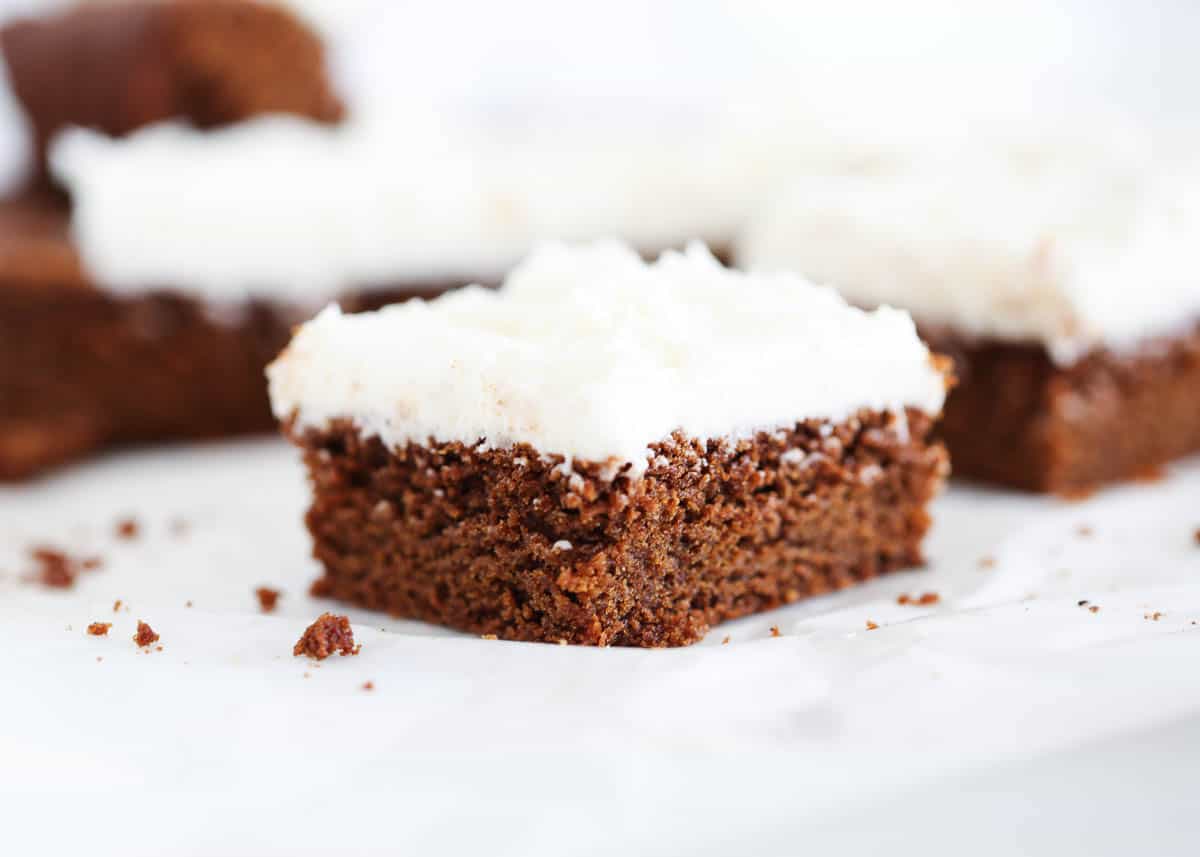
[295,409,947,647]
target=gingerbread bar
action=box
[0,0,342,180]
[738,154,1200,493]
[269,242,950,646]
[0,191,458,480]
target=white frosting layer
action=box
[737,149,1200,365]
[49,115,745,299]
[267,241,946,475]
[0,56,31,197]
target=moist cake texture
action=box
[0,0,343,181]
[294,411,946,647]
[929,324,1200,493]
[271,242,949,646]
[738,148,1200,492]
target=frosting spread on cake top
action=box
[267,241,946,475]
[50,115,746,299]
[737,148,1200,365]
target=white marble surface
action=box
[1,438,1198,854]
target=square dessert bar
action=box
[1,0,343,181]
[269,242,950,646]
[0,192,456,481]
[0,0,472,479]
[738,154,1200,494]
[926,326,1200,493]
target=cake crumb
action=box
[1078,599,1089,606]
[133,620,159,647]
[185,600,193,608]
[115,517,140,540]
[255,587,281,613]
[866,620,879,631]
[27,546,82,588]
[480,633,498,640]
[112,599,123,612]
[898,592,941,606]
[978,556,995,569]
[86,622,111,636]
[293,613,359,660]
[362,681,375,691]
[721,635,731,645]
[769,625,781,638]
[96,656,103,662]
[1089,605,1101,614]
[1193,527,1200,545]
[1145,611,1163,621]
[1076,524,1093,537]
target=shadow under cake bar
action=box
[268,242,951,646]
[737,153,1200,494]
[0,0,343,182]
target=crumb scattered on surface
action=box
[866,620,879,631]
[721,635,731,645]
[255,587,280,613]
[86,622,111,636]
[898,592,941,606]
[978,556,995,569]
[1078,599,1089,607]
[133,620,159,647]
[155,645,163,652]
[26,546,101,589]
[1076,524,1093,537]
[96,656,102,662]
[1089,605,1101,614]
[115,517,140,540]
[769,625,781,637]
[293,613,359,660]
[1194,527,1200,546]
[112,599,122,612]
[362,681,375,691]
[480,633,497,640]
[185,600,193,608]
[1145,611,1163,621]
[31,548,75,588]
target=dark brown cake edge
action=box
[0,279,478,481]
[289,407,949,647]
[926,321,1200,494]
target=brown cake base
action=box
[0,195,475,480]
[929,323,1200,494]
[288,408,948,647]
[1,0,343,181]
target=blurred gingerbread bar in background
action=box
[0,0,354,480]
[0,0,343,182]
[738,144,1200,495]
